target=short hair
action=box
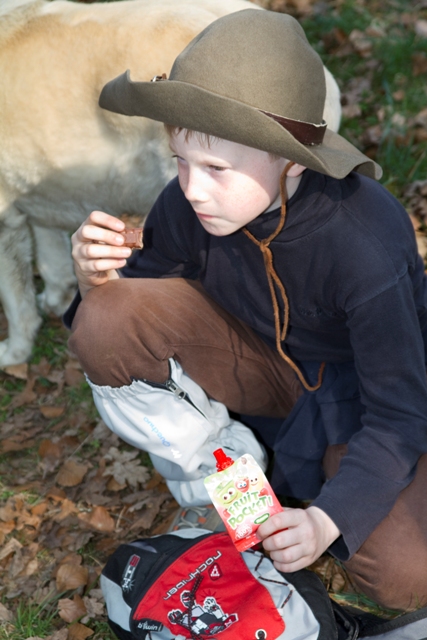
[164,124,220,147]
[164,124,280,161]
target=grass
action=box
[301,0,427,194]
[1,598,58,640]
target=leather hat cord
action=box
[243,161,324,392]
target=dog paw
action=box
[0,338,31,368]
[37,285,76,316]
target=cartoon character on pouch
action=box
[235,476,249,493]
[167,591,238,636]
[248,471,264,493]
[214,479,243,517]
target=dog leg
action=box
[0,205,42,366]
[32,225,78,316]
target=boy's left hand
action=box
[256,506,340,573]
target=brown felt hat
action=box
[99,9,382,180]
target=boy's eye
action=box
[209,165,226,172]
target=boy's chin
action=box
[199,221,244,236]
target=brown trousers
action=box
[69,278,427,610]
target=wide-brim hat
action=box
[99,9,382,180]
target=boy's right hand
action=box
[71,211,132,298]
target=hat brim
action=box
[99,71,382,181]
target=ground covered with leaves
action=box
[1,0,427,638]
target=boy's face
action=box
[170,131,289,236]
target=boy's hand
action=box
[256,506,340,573]
[71,211,132,297]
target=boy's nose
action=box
[182,168,208,205]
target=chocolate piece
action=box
[121,227,143,249]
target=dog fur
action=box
[0,0,341,366]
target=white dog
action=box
[0,0,341,367]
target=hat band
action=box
[260,110,326,146]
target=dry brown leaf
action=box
[30,358,51,378]
[64,367,85,387]
[58,594,87,623]
[68,623,94,640]
[31,501,49,517]
[0,602,14,622]
[78,506,115,533]
[38,439,62,460]
[0,521,15,545]
[9,375,37,408]
[106,476,127,492]
[53,498,78,523]
[8,546,25,578]
[349,29,372,56]
[50,629,69,640]
[56,563,89,592]
[40,405,66,419]
[103,447,150,488]
[412,52,427,76]
[81,595,105,623]
[56,460,88,487]
[128,494,169,530]
[2,363,28,380]
[415,18,427,37]
[1,438,37,452]
[24,557,39,576]
[59,553,82,567]
[0,502,17,521]
[46,487,67,501]
[0,537,22,561]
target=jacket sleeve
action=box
[312,271,427,559]
[63,178,200,328]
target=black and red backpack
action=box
[101,529,427,640]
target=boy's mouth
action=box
[195,212,215,220]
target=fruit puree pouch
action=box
[204,449,283,552]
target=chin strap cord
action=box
[243,161,324,392]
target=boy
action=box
[66,10,427,609]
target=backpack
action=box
[100,529,427,640]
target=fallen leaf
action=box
[349,29,372,56]
[103,448,150,488]
[56,563,89,592]
[2,363,28,380]
[81,595,105,623]
[412,52,427,76]
[0,537,22,561]
[50,629,69,640]
[9,375,37,409]
[58,594,87,623]
[0,602,13,622]
[67,623,94,640]
[415,19,427,37]
[1,438,38,452]
[53,498,78,522]
[106,477,127,492]
[31,501,49,517]
[0,520,15,545]
[78,506,115,533]
[24,557,39,576]
[56,460,88,487]
[39,439,62,459]
[30,358,51,378]
[40,405,65,419]
[64,368,85,387]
